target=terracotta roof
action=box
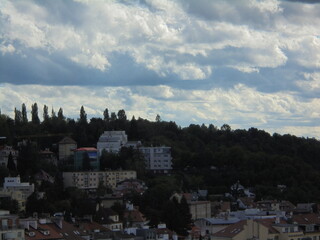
[59,137,77,144]
[75,147,97,151]
[255,218,282,234]
[78,221,111,233]
[124,209,147,222]
[292,213,320,225]
[212,220,247,238]
[25,224,62,240]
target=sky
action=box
[0,0,320,139]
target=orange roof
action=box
[75,147,97,151]
[292,213,320,225]
[212,220,247,238]
[26,224,62,240]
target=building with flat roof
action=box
[74,147,99,171]
[139,146,172,173]
[63,170,137,190]
[97,131,128,155]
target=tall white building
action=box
[97,131,128,154]
[139,146,173,173]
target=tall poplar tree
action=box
[21,103,28,123]
[31,103,40,124]
[43,105,49,122]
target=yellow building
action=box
[63,170,137,190]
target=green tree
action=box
[103,108,109,122]
[14,108,22,124]
[117,109,127,121]
[31,103,40,124]
[7,152,17,175]
[43,105,49,122]
[79,106,87,124]
[22,103,28,123]
[155,114,161,122]
[58,108,65,121]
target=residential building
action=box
[62,170,137,190]
[0,145,18,167]
[39,148,57,166]
[0,190,26,211]
[139,146,172,173]
[74,147,99,171]
[58,136,77,162]
[0,210,25,240]
[95,206,123,231]
[194,217,241,236]
[97,131,128,154]
[114,179,147,196]
[123,203,149,228]
[211,217,305,240]
[2,176,34,201]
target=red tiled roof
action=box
[255,218,282,234]
[75,147,97,151]
[25,224,62,240]
[292,213,320,225]
[212,220,247,238]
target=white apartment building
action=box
[63,170,137,190]
[97,131,128,155]
[139,146,173,173]
[3,176,34,199]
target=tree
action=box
[31,103,40,124]
[103,108,109,122]
[155,114,161,122]
[22,103,28,123]
[7,152,17,175]
[79,106,87,124]
[110,112,117,121]
[51,108,56,118]
[58,108,65,121]
[14,108,22,124]
[117,109,127,121]
[43,105,49,122]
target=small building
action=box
[74,147,99,171]
[0,210,25,240]
[3,176,34,200]
[58,136,77,162]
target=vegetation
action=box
[1,103,320,227]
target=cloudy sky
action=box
[1,0,320,138]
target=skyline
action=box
[0,0,320,139]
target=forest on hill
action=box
[1,103,320,206]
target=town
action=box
[1,105,320,240]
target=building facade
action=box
[97,131,128,155]
[0,210,25,240]
[58,137,77,162]
[63,170,137,190]
[74,147,99,171]
[139,146,172,173]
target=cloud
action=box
[1,0,320,138]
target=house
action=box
[211,217,304,240]
[123,203,149,228]
[114,179,147,196]
[292,213,320,238]
[58,137,77,162]
[0,210,25,240]
[94,206,123,231]
[1,176,35,210]
[194,217,241,236]
[39,148,58,166]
